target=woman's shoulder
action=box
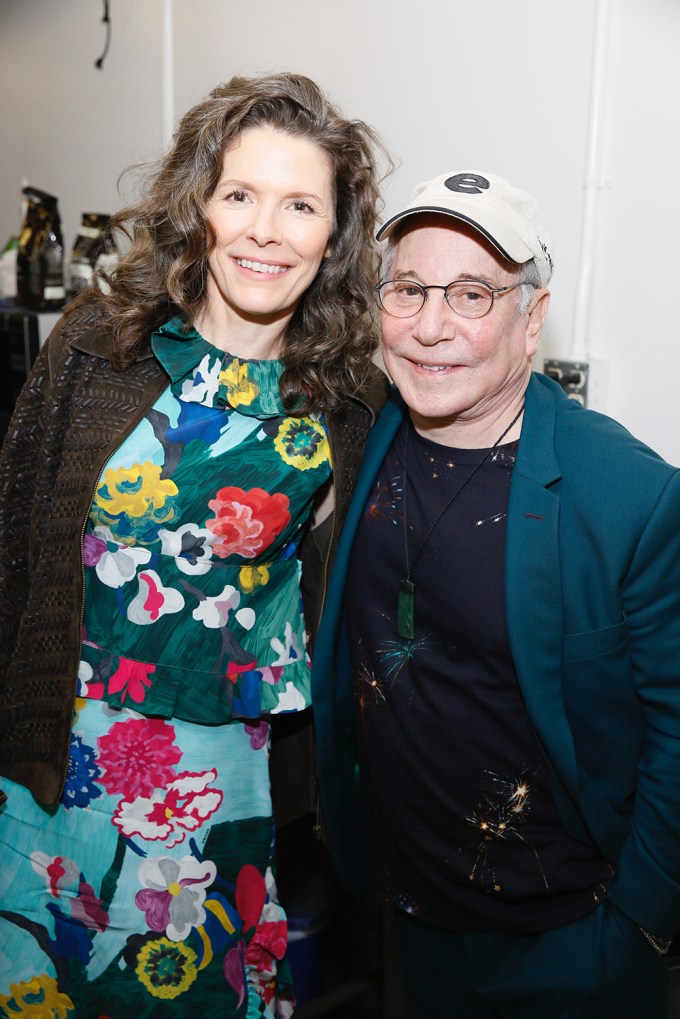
[355,360,390,419]
[45,295,113,361]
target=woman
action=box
[0,72,389,1018]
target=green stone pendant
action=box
[398,579,415,640]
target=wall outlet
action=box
[543,359,589,405]
[542,358,608,410]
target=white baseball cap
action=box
[377,170,554,287]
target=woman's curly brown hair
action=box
[83,72,391,412]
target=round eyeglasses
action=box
[375,278,526,319]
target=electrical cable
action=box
[94,0,111,70]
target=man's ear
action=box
[525,289,550,356]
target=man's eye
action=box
[393,284,422,298]
[449,284,489,304]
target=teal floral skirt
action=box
[0,699,295,1018]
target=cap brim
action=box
[376,206,535,266]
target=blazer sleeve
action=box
[606,469,680,938]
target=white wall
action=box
[2,0,678,460]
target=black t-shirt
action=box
[345,421,612,934]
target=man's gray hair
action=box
[515,259,541,315]
[379,233,542,317]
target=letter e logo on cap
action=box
[445,173,490,195]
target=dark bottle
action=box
[16,187,65,311]
[69,212,113,298]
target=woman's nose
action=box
[246,203,282,247]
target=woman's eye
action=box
[226,189,248,203]
[291,199,314,213]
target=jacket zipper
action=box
[317,415,338,631]
[313,414,337,841]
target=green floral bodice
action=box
[79,316,331,722]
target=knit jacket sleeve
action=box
[0,337,54,685]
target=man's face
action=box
[381,215,549,445]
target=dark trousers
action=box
[395,903,668,1019]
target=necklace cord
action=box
[402,401,525,581]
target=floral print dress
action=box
[0,318,331,1019]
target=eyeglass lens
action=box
[379,280,494,319]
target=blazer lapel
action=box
[505,376,582,813]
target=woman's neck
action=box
[194,302,289,360]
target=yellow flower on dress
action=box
[95,462,178,518]
[239,564,270,593]
[219,359,260,408]
[0,974,75,1018]
[136,936,198,999]
[274,418,329,471]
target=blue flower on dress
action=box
[61,732,103,810]
[46,901,93,966]
[232,671,264,719]
[166,399,226,448]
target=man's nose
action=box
[412,291,455,345]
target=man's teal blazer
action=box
[311,371,680,939]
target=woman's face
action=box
[204,125,334,345]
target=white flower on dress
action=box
[76,659,94,697]
[159,523,215,575]
[84,525,152,588]
[113,770,223,848]
[270,681,307,714]
[135,855,217,941]
[30,851,80,896]
[270,621,304,666]
[127,569,185,625]
[192,584,240,628]
[235,607,256,630]
[180,354,222,406]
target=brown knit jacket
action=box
[0,302,389,811]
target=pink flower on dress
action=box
[235,864,266,932]
[108,657,156,704]
[206,487,290,560]
[245,721,268,750]
[112,770,223,847]
[246,920,288,970]
[127,570,185,625]
[70,878,110,932]
[97,717,182,799]
[224,941,247,1008]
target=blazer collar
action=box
[513,373,562,487]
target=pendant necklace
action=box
[397,402,525,640]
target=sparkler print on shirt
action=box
[356,659,388,713]
[375,630,433,683]
[363,475,403,525]
[474,511,507,528]
[464,767,549,894]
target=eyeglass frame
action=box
[374,277,527,320]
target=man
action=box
[311,171,680,1017]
